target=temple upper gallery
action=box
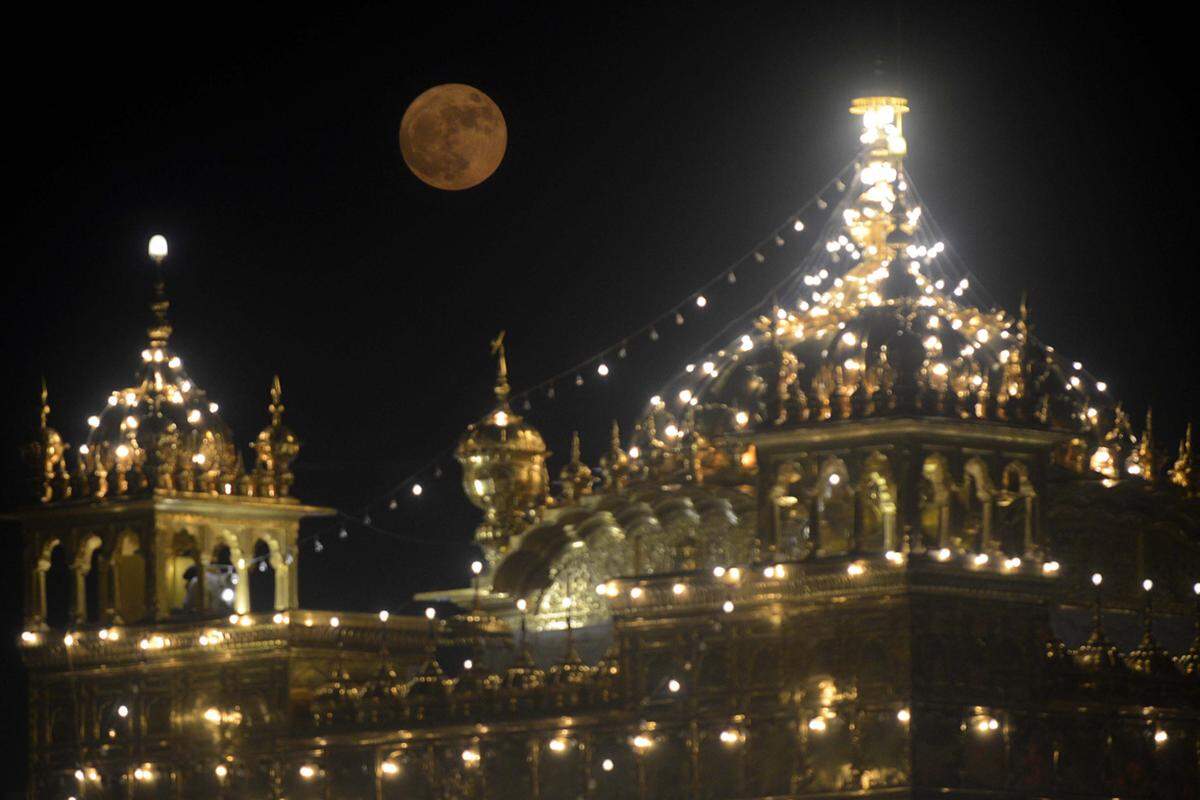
[13,97,1200,799]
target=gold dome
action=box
[32,237,303,502]
[456,333,550,561]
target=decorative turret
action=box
[1072,574,1124,678]
[558,431,593,501]
[55,235,305,502]
[1124,580,1175,678]
[1125,408,1156,480]
[252,376,300,497]
[598,421,633,491]
[1168,422,1196,496]
[457,332,550,564]
[25,380,70,503]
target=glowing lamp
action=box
[148,235,168,261]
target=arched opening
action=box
[996,461,1035,555]
[84,545,104,624]
[112,532,146,623]
[815,458,854,556]
[919,454,952,549]
[771,460,813,558]
[208,543,236,615]
[168,531,202,614]
[859,453,897,552]
[43,541,72,629]
[961,459,993,551]
[249,538,276,613]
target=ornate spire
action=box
[38,376,49,431]
[1072,574,1123,676]
[252,375,300,498]
[559,431,593,501]
[490,330,509,403]
[26,379,70,503]
[1128,407,1157,480]
[147,235,172,348]
[598,421,631,491]
[269,375,284,425]
[1168,422,1196,496]
[1125,581,1174,677]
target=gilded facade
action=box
[13,98,1200,798]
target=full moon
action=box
[399,84,507,191]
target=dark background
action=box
[2,1,1197,785]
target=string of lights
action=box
[278,157,868,564]
[264,150,1118,574]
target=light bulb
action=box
[148,235,168,261]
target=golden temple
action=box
[13,97,1200,799]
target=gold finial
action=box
[269,374,285,426]
[39,376,49,432]
[146,235,173,347]
[1136,407,1156,479]
[1018,292,1033,340]
[559,430,593,501]
[490,330,509,402]
[1169,422,1195,494]
[599,420,631,492]
[28,378,68,503]
[849,96,909,156]
[253,374,299,498]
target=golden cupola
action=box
[456,332,550,564]
[626,96,1125,484]
[31,235,302,503]
[252,375,301,497]
[558,431,594,501]
[26,380,70,503]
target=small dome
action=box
[458,403,547,456]
[81,340,239,486]
[37,238,304,502]
[456,334,551,561]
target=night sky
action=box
[2,2,1197,778]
